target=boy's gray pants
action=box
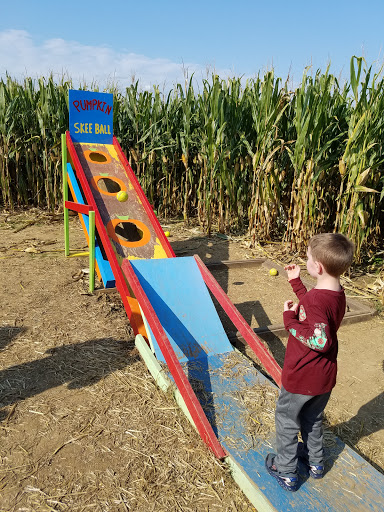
[274,385,331,476]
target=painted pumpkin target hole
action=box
[97,178,121,194]
[115,222,143,242]
[89,152,108,163]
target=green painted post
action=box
[62,133,70,257]
[89,210,95,292]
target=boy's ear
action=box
[315,260,324,275]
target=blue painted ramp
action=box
[131,257,384,511]
[130,257,233,362]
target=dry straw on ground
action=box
[0,210,383,512]
[0,211,256,511]
[0,325,256,511]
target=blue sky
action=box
[1,0,383,91]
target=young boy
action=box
[266,233,354,492]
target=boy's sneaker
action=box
[265,453,298,492]
[297,442,324,479]
[308,464,324,479]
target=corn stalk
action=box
[284,67,347,251]
[335,57,384,260]
[242,72,289,242]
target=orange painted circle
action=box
[107,218,151,248]
[84,150,112,164]
[90,175,127,196]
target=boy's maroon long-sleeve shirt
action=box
[282,277,346,395]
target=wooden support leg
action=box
[89,210,95,293]
[62,133,70,257]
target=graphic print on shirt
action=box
[299,305,306,321]
[289,323,328,351]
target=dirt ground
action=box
[0,210,383,512]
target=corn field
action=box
[0,57,383,260]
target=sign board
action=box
[69,89,113,144]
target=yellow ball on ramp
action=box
[164,231,170,237]
[116,190,128,202]
[269,268,278,276]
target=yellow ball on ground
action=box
[269,268,278,276]
[116,190,128,202]
[164,231,170,237]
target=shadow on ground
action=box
[0,326,27,351]
[327,389,384,474]
[0,336,138,421]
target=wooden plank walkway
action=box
[174,352,383,512]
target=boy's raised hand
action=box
[284,263,301,281]
[284,300,298,313]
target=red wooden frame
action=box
[194,254,282,387]
[65,200,92,215]
[113,136,175,259]
[65,131,140,334]
[122,258,227,459]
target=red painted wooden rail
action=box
[122,258,227,459]
[194,255,282,387]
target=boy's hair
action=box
[309,233,354,277]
